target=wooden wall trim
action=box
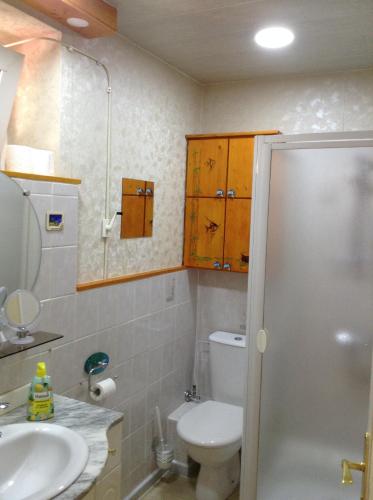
[23,0,117,38]
[2,170,81,185]
[77,266,186,291]
[185,130,280,140]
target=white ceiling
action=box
[111,0,373,83]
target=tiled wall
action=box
[0,179,197,497]
[195,271,248,400]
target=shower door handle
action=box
[341,433,370,500]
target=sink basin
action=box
[0,423,89,500]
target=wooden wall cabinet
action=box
[183,131,279,273]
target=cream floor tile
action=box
[140,476,239,500]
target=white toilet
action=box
[177,331,247,500]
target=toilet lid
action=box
[177,400,243,448]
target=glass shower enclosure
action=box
[242,132,373,500]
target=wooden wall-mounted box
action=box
[183,131,280,273]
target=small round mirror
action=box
[4,289,41,345]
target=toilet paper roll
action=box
[90,378,116,402]
[5,145,55,175]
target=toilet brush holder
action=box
[155,442,174,470]
[154,406,174,470]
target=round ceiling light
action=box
[254,26,294,49]
[67,17,89,28]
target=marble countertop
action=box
[0,394,123,499]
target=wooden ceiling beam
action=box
[23,0,117,38]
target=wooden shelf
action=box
[77,266,186,291]
[0,331,63,360]
[185,130,280,140]
[1,170,81,185]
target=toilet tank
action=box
[209,331,248,407]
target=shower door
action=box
[243,133,373,500]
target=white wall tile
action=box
[38,294,76,345]
[134,279,151,318]
[115,282,135,325]
[50,196,78,247]
[149,276,165,313]
[131,317,150,357]
[75,288,100,339]
[51,246,78,297]
[115,323,133,365]
[52,183,79,197]
[129,390,147,433]
[29,194,52,247]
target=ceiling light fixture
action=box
[67,17,89,28]
[254,26,294,49]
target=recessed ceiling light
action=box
[67,17,89,28]
[254,26,294,49]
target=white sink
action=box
[0,423,89,500]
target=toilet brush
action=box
[155,406,174,470]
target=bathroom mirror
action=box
[121,178,154,238]
[0,45,24,152]
[4,289,41,344]
[0,171,42,294]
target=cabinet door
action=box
[186,139,228,197]
[122,178,146,195]
[80,487,96,500]
[144,181,154,237]
[96,466,121,500]
[224,198,251,273]
[227,137,254,198]
[121,196,145,238]
[184,197,225,269]
[101,422,122,478]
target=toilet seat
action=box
[177,400,243,448]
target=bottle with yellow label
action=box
[27,362,54,421]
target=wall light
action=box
[67,17,89,28]
[254,26,294,49]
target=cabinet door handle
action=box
[241,254,249,264]
[223,263,231,271]
[216,189,224,197]
[136,187,145,195]
[227,189,236,198]
[213,261,222,269]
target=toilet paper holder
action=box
[83,352,117,394]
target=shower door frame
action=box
[240,130,373,500]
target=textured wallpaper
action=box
[61,63,373,282]
[59,34,203,282]
[203,69,373,134]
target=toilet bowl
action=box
[177,400,243,500]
